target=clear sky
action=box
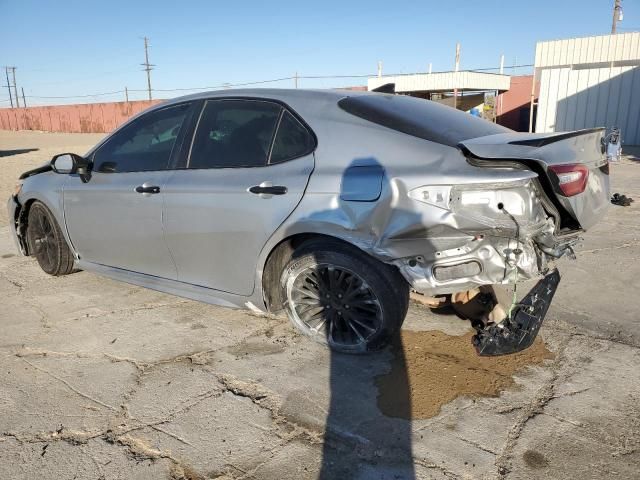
[1,0,639,105]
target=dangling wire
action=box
[499,204,521,320]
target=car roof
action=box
[162,88,370,105]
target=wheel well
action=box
[16,198,39,256]
[262,233,361,312]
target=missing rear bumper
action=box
[472,269,561,356]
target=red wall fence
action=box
[496,75,539,132]
[0,100,162,134]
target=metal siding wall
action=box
[536,69,552,132]
[555,69,570,131]
[536,65,640,144]
[626,69,640,143]
[535,32,640,67]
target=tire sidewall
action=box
[26,202,70,275]
[280,245,400,354]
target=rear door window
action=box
[270,111,315,164]
[93,103,190,173]
[189,100,281,169]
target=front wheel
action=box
[280,239,409,353]
[26,201,76,276]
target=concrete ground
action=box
[0,130,639,480]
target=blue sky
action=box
[1,0,638,105]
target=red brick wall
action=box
[0,100,162,134]
[496,75,539,132]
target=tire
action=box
[26,201,75,276]
[280,239,409,353]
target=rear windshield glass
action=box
[338,94,510,147]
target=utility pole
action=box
[21,87,26,108]
[453,43,461,109]
[125,87,129,103]
[11,67,19,108]
[7,67,19,108]
[428,63,432,74]
[4,67,13,108]
[141,37,154,100]
[377,61,383,77]
[294,71,298,89]
[612,0,623,34]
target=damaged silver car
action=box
[7,89,610,355]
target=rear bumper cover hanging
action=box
[473,269,561,356]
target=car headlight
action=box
[13,180,23,197]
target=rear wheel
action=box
[280,239,409,353]
[26,201,75,276]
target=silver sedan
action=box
[7,89,610,354]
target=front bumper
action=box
[7,195,26,256]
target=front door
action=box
[163,99,316,295]
[64,102,194,278]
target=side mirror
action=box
[51,153,92,183]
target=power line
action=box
[7,64,535,106]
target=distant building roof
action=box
[368,71,511,93]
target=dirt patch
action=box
[227,340,286,357]
[375,330,554,419]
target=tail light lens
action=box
[549,164,589,197]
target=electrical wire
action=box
[499,205,521,320]
[11,63,533,104]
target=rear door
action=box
[163,98,316,295]
[64,102,194,278]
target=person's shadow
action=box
[285,158,431,478]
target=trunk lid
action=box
[459,128,610,231]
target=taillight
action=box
[549,164,589,197]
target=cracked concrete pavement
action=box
[1,131,639,479]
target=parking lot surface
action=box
[1,131,639,479]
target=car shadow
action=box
[283,158,441,478]
[0,148,39,157]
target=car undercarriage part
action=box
[451,286,509,328]
[472,269,561,356]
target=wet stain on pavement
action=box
[522,449,549,468]
[375,330,554,419]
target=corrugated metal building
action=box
[535,32,640,144]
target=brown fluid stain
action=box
[522,449,549,469]
[375,330,554,419]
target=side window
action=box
[270,111,315,164]
[93,104,190,173]
[189,100,281,169]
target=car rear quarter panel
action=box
[260,107,538,260]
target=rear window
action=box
[338,94,510,147]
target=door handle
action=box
[135,185,160,194]
[249,185,288,195]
